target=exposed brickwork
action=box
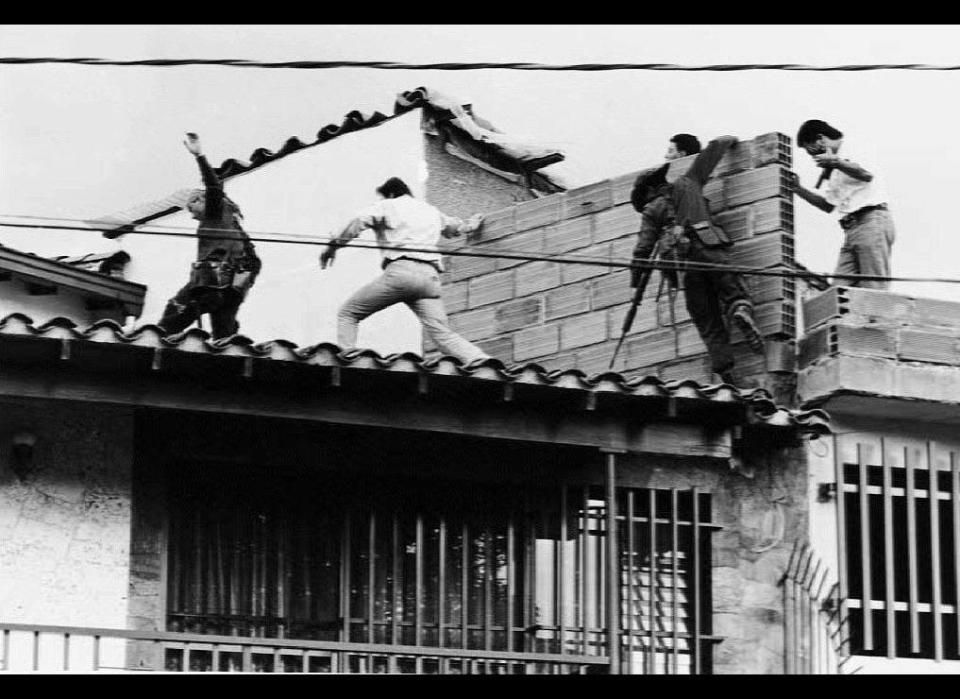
[516,261,561,296]
[439,133,795,396]
[495,297,541,334]
[545,282,591,321]
[544,217,593,254]
[560,312,608,350]
[514,323,560,361]
[467,269,514,309]
[799,286,960,374]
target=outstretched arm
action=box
[785,171,835,213]
[685,135,738,186]
[184,132,224,217]
[319,208,385,269]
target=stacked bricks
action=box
[799,286,960,370]
[438,133,797,388]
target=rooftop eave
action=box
[0,314,827,449]
[0,247,146,315]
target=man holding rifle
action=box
[622,135,764,384]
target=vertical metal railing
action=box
[160,468,719,674]
[780,542,851,674]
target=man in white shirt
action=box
[788,119,896,290]
[319,177,490,366]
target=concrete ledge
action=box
[799,354,960,420]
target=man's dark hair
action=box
[376,177,412,199]
[796,120,843,146]
[671,133,701,156]
[630,163,670,211]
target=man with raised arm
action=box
[319,177,491,366]
[788,119,895,290]
[157,133,261,340]
[630,135,764,385]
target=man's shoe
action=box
[716,370,736,385]
[731,306,765,353]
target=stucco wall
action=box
[0,277,117,326]
[0,400,135,629]
[423,133,536,219]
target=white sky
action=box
[1,24,959,302]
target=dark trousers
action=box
[158,284,245,340]
[681,240,753,374]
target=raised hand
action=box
[812,152,837,169]
[183,132,203,156]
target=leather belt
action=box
[383,256,442,273]
[840,203,887,230]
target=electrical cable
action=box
[2,57,960,72]
[0,214,953,286]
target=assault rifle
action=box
[608,238,664,370]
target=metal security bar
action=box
[835,437,960,661]
[0,622,605,673]
[164,463,719,674]
[780,542,851,674]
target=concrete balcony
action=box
[797,286,960,422]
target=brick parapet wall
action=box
[439,133,797,389]
[799,286,960,370]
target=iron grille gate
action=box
[164,464,718,673]
[835,436,960,661]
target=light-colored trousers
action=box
[337,258,489,364]
[835,209,896,290]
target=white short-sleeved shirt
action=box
[355,195,464,270]
[821,139,889,217]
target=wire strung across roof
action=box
[1,57,960,72]
[0,215,956,287]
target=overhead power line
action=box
[0,215,957,287]
[1,57,960,72]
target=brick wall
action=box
[439,133,797,389]
[798,285,960,405]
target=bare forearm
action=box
[332,218,367,247]
[795,184,834,213]
[831,159,873,182]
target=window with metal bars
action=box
[838,440,960,660]
[165,461,714,673]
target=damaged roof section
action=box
[0,246,145,315]
[0,313,829,445]
[93,87,567,238]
